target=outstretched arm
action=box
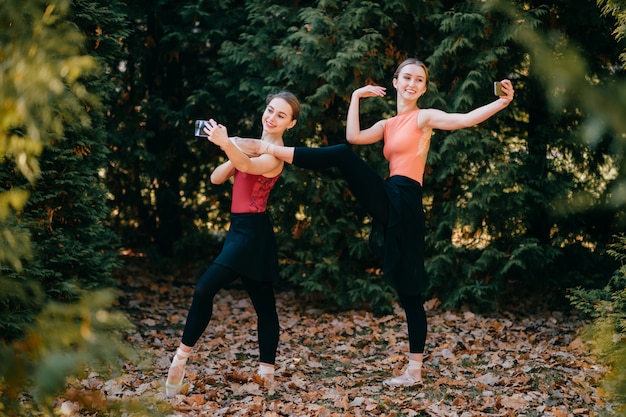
[419,79,515,131]
[346,85,386,145]
[234,138,296,164]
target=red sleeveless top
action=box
[231,170,280,213]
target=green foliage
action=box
[0,0,102,338]
[569,235,626,414]
[0,290,167,417]
[0,0,95,263]
[0,272,43,338]
[597,0,626,67]
[0,0,98,176]
[105,0,239,257]
[0,0,126,340]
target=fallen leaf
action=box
[185,393,206,406]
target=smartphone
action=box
[493,81,505,97]
[194,120,213,137]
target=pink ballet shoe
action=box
[165,348,191,397]
[383,363,423,387]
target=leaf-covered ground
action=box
[71,262,610,416]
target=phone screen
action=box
[195,120,210,137]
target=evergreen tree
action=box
[105,0,243,259]
[0,0,91,337]
[415,0,625,307]
[210,0,442,311]
[103,0,626,312]
[209,0,624,309]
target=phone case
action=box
[494,82,504,97]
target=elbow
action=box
[210,170,229,184]
[235,160,253,174]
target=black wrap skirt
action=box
[213,212,279,282]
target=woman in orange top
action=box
[236,59,514,387]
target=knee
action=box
[336,143,361,162]
[193,281,220,302]
[336,143,352,155]
[256,305,279,325]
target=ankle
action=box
[258,363,274,384]
[175,347,191,359]
[406,359,422,379]
[258,363,274,375]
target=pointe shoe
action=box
[383,363,423,387]
[166,348,191,397]
[257,363,275,386]
[259,372,274,381]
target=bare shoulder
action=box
[417,107,439,120]
[417,108,446,130]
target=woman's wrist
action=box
[220,137,237,152]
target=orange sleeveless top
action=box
[383,109,430,185]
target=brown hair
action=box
[393,58,429,88]
[266,91,301,121]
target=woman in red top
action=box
[236,59,514,387]
[165,92,299,397]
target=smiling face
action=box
[261,97,297,136]
[392,63,429,103]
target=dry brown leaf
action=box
[434,377,466,387]
[500,393,529,410]
[287,374,308,390]
[233,382,263,395]
[223,371,248,384]
[185,393,206,406]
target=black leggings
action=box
[181,263,279,364]
[294,144,427,353]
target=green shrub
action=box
[569,235,626,414]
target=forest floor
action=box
[68,258,612,417]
